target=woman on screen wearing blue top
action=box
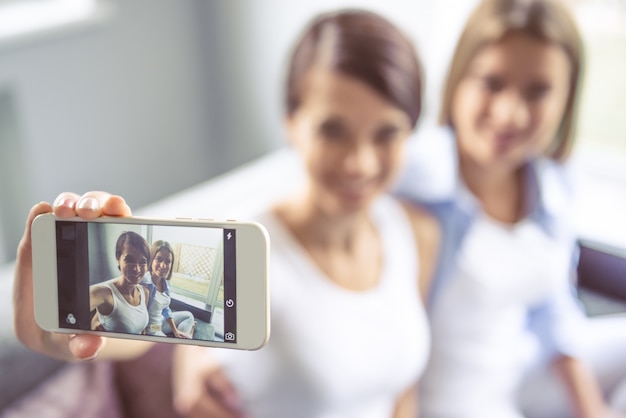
[141,240,195,339]
[395,0,626,416]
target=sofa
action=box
[1,147,625,417]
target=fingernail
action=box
[77,197,99,211]
[53,195,75,209]
[82,347,102,361]
[69,335,103,361]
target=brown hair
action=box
[285,9,424,129]
[115,231,150,264]
[440,0,584,161]
[149,240,175,280]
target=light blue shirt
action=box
[394,124,586,359]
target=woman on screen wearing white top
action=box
[89,231,150,334]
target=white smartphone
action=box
[31,213,270,350]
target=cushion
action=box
[0,362,122,418]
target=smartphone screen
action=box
[54,220,237,343]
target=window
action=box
[0,0,115,48]
[150,226,225,312]
[169,242,224,309]
[569,0,626,157]
[566,0,626,251]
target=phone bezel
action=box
[31,213,270,350]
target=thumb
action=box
[68,334,105,360]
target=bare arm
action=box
[398,200,440,418]
[167,317,191,339]
[13,192,152,361]
[554,355,624,418]
[392,383,419,418]
[401,200,441,303]
[89,285,112,313]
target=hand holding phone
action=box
[14,192,269,360]
[13,191,134,361]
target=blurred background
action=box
[0,0,624,264]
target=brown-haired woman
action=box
[395,0,626,416]
[170,9,438,418]
[90,231,150,334]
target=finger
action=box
[67,334,106,360]
[34,333,105,362]
[52,192,81,218]
[75,191,113,219]
[101,195,132,217]
[74,192,132,219]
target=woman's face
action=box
[286,70,412,214]
[118,244,148,285]
[151,248,173,280]
[451,33,571,171]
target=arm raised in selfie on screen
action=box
[13,191,152,361]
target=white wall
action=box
[0,1,220,262]
[0,1,218,204]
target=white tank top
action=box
[148,288,170,326]
[96,279,149,334]
[212,196,430,418]
[420,214,571,417]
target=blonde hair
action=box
[440,0,584,161]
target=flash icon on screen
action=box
[227,232,232,240]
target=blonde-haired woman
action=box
[396,0,626,416]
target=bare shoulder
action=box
[397,199,441,301]
[141,285,150,302]
[398,200,440,251]
[90,283,112,297]
[89,283,114,307]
